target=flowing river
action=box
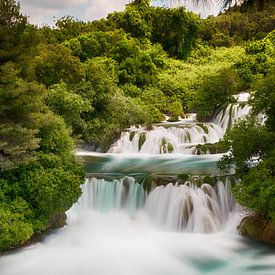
[1,95,275,275]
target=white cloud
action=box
[19,0,130,25]
[84,0,130,21]
[19,0,219,26]
[20,0,89,10]
[20,5,59,26]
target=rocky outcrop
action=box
[47,213,67,229]
[238,214,275,245]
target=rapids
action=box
[108,103,251,154]
[1,177,275,275]
[1,98,275,275]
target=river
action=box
[1,96,275,275]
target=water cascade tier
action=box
[77,152,225,176]
[69,177,235,234]
[108,103,251,155]
[2,96,275,275]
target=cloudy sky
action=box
[19,0,220,26]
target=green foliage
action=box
[252,67,275,129]
[107,1,201,59]
[107,0,151,39]
[234,31,275,86]
[151,7,201,59]
[0,63,46,169]
[218,119,273,173]
[64,29,166,87]
[84,57,118,109]
[190,67,239,120]
[47,82,91,131]
[233,152,275,220]
[0,0,27,63]
[34,44,85,86]
[0,198,33,250]
[84,91,148,149]
[0,113,84,249]
[202,3,275,46]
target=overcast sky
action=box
[19,0,220,26]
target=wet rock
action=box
[238,214,275,245]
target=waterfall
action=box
[212,103,252,133]
[108,124,224,154]
[73,177,145,213]
[145,181,234,233]
[68,177,235,234]
[108,103,251,155]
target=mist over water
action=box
[1,178,275,275]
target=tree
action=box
[34,44,85,86]
[46,82,91,133]
[0,0,27,63]
[0,63,46,169]
[151,6,201,59]
[252,67,275,130]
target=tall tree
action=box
[0,0,27,63]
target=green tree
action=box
[151,6,201,59]
[190,67,239,120]
[252,67,275,129]
[34,44,85,86]
[0,0,27,63]
[0,63,46,169]
[47,82,91,133]
[218,119,274,174]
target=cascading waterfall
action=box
[69,177,145,217]
[108,123,224,154]
[68,177,235,234]
[213,103,252,133]
[3,93,275,275]
[108,103,251,155]
[145,180,234,233]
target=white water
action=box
[69,177,234,233]
[109,103,251,154]
[145,181,234,233]
[2,98,274,274]
[213,104,252,133]
[1,177,275,275]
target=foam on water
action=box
[1,177,275,275]
[108,103,251,155]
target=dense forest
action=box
[0,0,274,250]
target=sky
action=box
[19,0,221,26]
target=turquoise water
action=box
[1,103,274,275]
[78,152,229,176]
[0,176,274,275]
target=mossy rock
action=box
[47,213,66,229]
[129,131,136,141]
[238,215,267,238]
[177,174,189,182]
[186,132,191,143]
[196,141,229,155]
[145,124,153,131]
[196,123,209,134]
[161,137,166,146]
[138,133,146,151]
[167,143,174,153]
[167,115,179,122]
[238,214,275,244]
[203,176,218,186]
